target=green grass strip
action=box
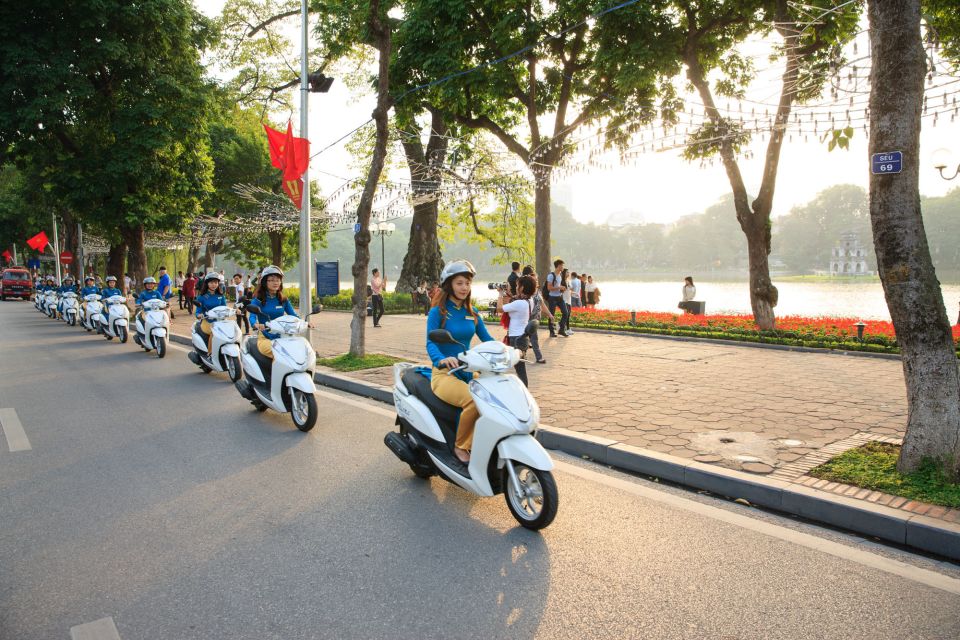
[809,442,960,508]
[317,352,407,372]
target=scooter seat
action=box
[401,368,461,428]
[247,336,274,379]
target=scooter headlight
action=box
[469,380,530,426]
[479,350,512,372]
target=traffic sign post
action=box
[59,250,73,264]
[353,222,361,234]
[871,151,903,175]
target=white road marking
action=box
[316,388,960,597]
[0,408,31,452]
[70,617,122,640]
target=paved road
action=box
[1,302,959,639]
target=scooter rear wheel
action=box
[504,464,558,530]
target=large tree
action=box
[394,0,682,279]
[0,0,214,286]
[867,0,960,477]
[676,0,860,329]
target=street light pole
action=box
[50,211,61,283]
[298,0,312,319]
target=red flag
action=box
[263,122,310,207]
[263,124,288,170]
[26,231,48,252]
[1,250,11,263]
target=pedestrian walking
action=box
[182,272,197,315]
[569,271,582,308]
[560,268,573,334]
[123,273,132,295]
[157,266,175,319]
[545,259,569,337]
[522,266,547,363]
[370,268,385,327]
[507,261,521,295]
[176,271,185,309]
[415,280,430,315]
[232,273,250,334]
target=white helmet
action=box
[439,260,476,286]
[106,275,117,283]
[260,265,283,279]
[203,272,222,287]
[143,277,157,285]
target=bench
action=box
[679,300,706,315]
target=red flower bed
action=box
[563,308,960,352]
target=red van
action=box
[0,267,33,300]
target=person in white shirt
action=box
[569,271,582,308]
[497,275,537,386]
[584,274,598,308]
[679,276,697,313]
[560,268,574,334]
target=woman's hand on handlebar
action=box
[438,356,460,369]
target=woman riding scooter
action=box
[79,275,100,321]
[135,277,163,325]
[57,275,77,318]
[245,265,297,360]
[194,273,227,352]
[100,275,122,299]
[426,260,496,464]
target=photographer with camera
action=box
[495,275,538,386]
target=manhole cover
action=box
[781,439,804,447]
[719,437,735,444]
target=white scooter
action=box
[80,294,104,333]
[98,295,130,343]
[134,299,170,358]
[187,305,243,382]
[385,329,559,530]
[44,290,58,318]
[234,315,318,431]
[61,292,79,326]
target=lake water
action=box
[345,278,960,321]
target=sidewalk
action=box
[164,305,960,541]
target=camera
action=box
[487,282,508,291]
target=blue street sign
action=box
[353,222,361,234]
[27,257,41,269]
[871,151,902,175]
[315,260,340,298]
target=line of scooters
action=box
[32,290,558,528]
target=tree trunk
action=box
[868,0,960,477]
[743,216,778,329]
[534,179,552,281]
[397,108,448,293]
[186,243,201,275]
[269,231,283,267]
[201,239,224,272]
[121,225,146,289]
[397,200,443,293]
[107,242,127,292]
[350,0,392,358]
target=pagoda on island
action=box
[830,231,872,276]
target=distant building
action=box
[830,232,872,276]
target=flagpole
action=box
[51,211,61,283]
[12,244,17,265]
[298,0,311,319]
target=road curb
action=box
[170,331,960,561]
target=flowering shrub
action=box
[490,307,960,354]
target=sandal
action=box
[536,359,547,364]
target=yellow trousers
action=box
[431,367,479,451]
[257,333,274,358]
[200,318,213,352]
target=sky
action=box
[195,0,960,226]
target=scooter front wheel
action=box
[118,326,128,343]
[504,463,558,530]
[224,355,241,382]
[156,336,167,358]
[289,388,317,432]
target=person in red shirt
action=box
[182,272,198,315]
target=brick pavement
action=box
[167,306,909,474]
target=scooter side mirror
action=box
[428,329,458,344]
